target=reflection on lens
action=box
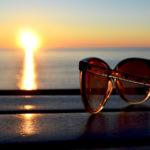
[116,59,150,103]
[84,58,110,112]
[85,71,109,111]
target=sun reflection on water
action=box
[19,30,39,90]
[20,48,37,90]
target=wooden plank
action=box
[0,111,150,148]
[0,95,149,112]
[0,95,149,148]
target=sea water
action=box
[0,48,149,89]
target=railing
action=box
[0,89,119,95]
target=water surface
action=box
[0,48,149,89]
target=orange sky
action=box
[0,0,150,48]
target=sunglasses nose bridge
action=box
[108,70,118,89]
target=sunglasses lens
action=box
[116,59,150,103]
[84,59,109,112]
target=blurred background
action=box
[0,0,149,89]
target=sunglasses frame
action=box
[79,57,150,114]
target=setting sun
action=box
[20,31,39,50]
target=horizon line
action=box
[0,46,150,51]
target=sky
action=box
[0,0,150,48]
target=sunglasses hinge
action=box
[79,61,88,71]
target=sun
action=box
[20,30,39,50]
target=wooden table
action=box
[0,90,150,149]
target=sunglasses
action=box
[79,57,150,114]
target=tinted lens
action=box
[116,58,150,103]
[84,58,110,112]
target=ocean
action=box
[0,48,149,89]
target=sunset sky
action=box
[0,0,150,48]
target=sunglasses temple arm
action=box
[87,69,150,87]
[116,77,150,87]
[88,70,150,87]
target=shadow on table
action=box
[79,105,150,148]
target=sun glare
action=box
[19,30,39,90]
[21,31,38,50]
